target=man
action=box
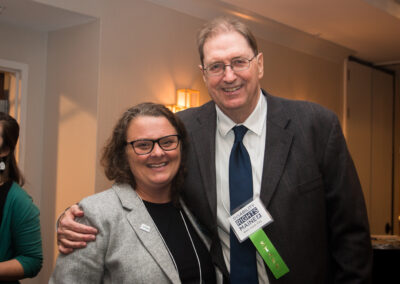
[57,17,372,283]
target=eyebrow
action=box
[206,55,250,64]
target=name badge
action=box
[229,198,273,242]
[229,198,290,279]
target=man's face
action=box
[200,31,264,123]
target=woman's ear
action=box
[0,148,10,158]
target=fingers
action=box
[57,244,74,255]
[57,221,97,254]
[57,232,90,248]
[69,204,84,217]
[57,225,96,241]
[59,207,98,235]
[56,204,98,254]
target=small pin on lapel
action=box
[140,224,151,232]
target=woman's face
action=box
[0,124,3,149]
[125,115,181,199]
[0,124,6,156]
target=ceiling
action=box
[0,0,94,32]
[221,0,400,66]
[0,0,399,66]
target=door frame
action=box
[344,56,398,235]
[0,58,29,172]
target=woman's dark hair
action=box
[101,103,187,206]
[0,112,24,186]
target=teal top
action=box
[0,182,42,282]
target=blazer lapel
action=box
[260,93,293,208]
[113,184,181,284]
[188,103,218,219]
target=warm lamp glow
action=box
[166,89,200,113]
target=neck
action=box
[226,109,252,124]
[135,185,172,204]
[0,176,7,186]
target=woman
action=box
[0,112,42,283]
[50,103,219,283]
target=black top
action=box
[0,180,13,227]
[144,200,216,284]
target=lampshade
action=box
[167,89,199,113]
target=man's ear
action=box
[257,52,264,79]
[198,65,207,83]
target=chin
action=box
[151,178,174,187]
[221,100,246,110]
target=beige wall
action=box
[394,67,400,235]
[259,36,343,120]
[93,0,345,190]
[94,0,208,190]
[38,20,100,283]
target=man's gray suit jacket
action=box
[177,91,372,283]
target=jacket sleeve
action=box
[49,201,107,284]
[11,189,43,278]
[322,114,372,283]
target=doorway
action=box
[345,58,395,235]
[0,58,28,170]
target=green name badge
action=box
[229,198,289,279]
[250,229,289,279]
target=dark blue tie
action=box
[229,125,258,284]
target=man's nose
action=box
[223,65,237,82]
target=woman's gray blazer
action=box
[50,183,221,284]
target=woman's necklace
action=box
[179,210,202,284]
[139,197,202,284]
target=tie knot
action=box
[233,125,248,143]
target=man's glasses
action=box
[202,54,258,77]
[127,134,180,155]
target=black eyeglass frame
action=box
[202,54,258,77]
[126,134,181,155]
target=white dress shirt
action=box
[215,90,269,283]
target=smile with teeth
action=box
[222,86,241,92]
[148,162,168,168]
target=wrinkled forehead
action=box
[202,31,253,62]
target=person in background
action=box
[56,16,372,283]
[0,112,42,283]
[50,103,218,283]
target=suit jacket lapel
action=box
[113,184,181,284]
[260,93,293,208]
[188,102,218,219]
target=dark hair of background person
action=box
[101,103,188,206]
[0,112,24,186]
[197,16,259,66]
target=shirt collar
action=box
[216,89,267,137]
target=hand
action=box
[57,205,98,254]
